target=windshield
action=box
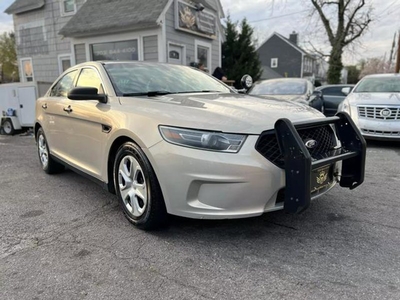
[104,62,232,96]
[249,80,307,95]
[354,77,400,93]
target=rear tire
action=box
[36,127,65,174]
[114,142,168,230]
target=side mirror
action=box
[341,87,351,95]
[241,75,253,90]
[312,90,322,97]
[68,87,107,103]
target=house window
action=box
[271,58,278,68]
[91,40,139,61]
[195,40,212,73]
[61,0,76,16]
[58,54,72,74]
[17,20,48,55]
[169,51,180,59]
[20,58,34,82]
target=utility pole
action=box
[396,30,400,73]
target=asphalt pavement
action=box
[1,134,400,300]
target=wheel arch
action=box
[107,136,136,194]
[34,122,42,141]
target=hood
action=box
[261,94,307,102]
[348,92,400,106]
[118,93,325,134]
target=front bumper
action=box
[145,112,365,219]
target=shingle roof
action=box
[4,0,44,14]
[59,0,169,37]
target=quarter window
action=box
[50,70,78,97]
[76,68,104,94]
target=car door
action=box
[40,70,79,160]
[320,86,348,117]
[62,67,110,179]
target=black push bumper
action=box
[274,112,366,214]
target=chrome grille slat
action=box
[358,106,400,120]
[361,129,400,136]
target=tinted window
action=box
[321,87,346,96]
[50,70,78,97]
[76,68,104,94]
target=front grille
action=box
[358,106,400,120]
[361,129,400,136]
[256,125,336,168]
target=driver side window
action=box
[76,68,104,94]
[50,70,78,97]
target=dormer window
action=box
[61,0,76,16]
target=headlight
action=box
[159,126,247,153]
[338,99,351,116]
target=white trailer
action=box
[0,82,51,135]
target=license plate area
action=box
[311,164,334,193]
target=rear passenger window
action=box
[322,87,346,96]
[50,70,78,97]
[76,68,104,94]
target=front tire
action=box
[37,127,64,174]
[114,142,168,230]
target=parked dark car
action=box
[315,84,355,117]
[248,78,324,113]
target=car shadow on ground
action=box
[366,139,400,149]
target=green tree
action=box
[222,17,262,88]
[0,32,19,83]
[310,0,372,84]
[346,65,360,84]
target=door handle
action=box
[42,104,47,109]
[63,105,73,113]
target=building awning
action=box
[4,0,45,15]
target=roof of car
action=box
[316,84,355,90]
[362,73,400,78]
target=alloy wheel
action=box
[38,134,49,168]
[118,155,147,217]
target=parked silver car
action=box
[248,78,324,112]
[35,62,366,230]
[338,73,400,140]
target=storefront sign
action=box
[91,40,138,61]
[175,0,216,39]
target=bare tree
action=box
[310,0,372,83]
[359,56,395,78]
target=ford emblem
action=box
[305,139,318,149]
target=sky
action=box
[0,0,399,65]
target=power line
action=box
[248,9,309,23]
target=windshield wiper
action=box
[122,91,172,97]
[174,90,224,94]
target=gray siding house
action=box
[257,32,319,81]
[5,0,225,83]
